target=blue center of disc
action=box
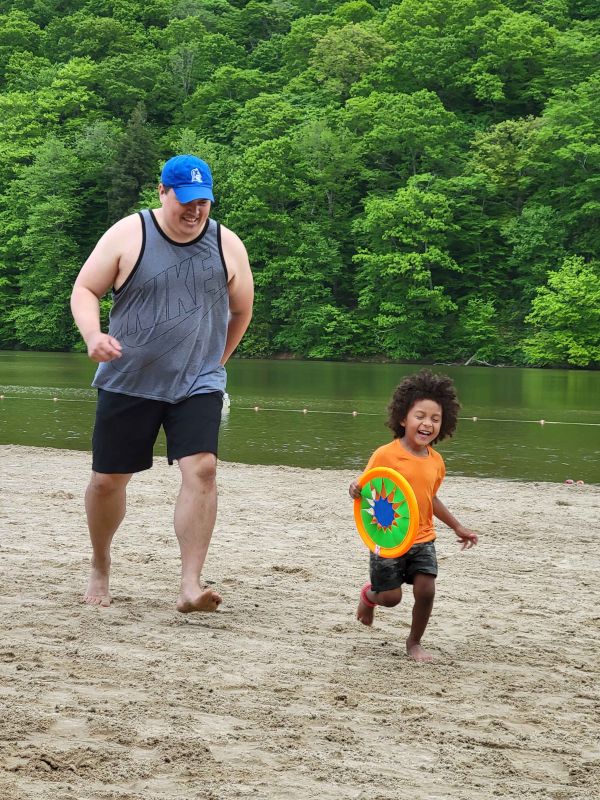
[373,497,395,527]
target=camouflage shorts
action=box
[369,541,438,592]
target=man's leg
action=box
[406,572,436,662]
[174,452,222,613]
[83,471,133,606]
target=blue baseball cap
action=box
[160,154,214,203]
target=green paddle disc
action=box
[354,467,419,558]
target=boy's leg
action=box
[406,572,436,662]
[357,585,402,626]
[358,551,407,626]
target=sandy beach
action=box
[0,444,599,800]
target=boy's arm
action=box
[433,496,478,549]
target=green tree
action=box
[524,256,600,367]
[459,7,557,112]
[90,53,163,118]
[353,176,460,360]
[291,117,361,224]
[267,223,346,356]
[4,51,55,91]
[501,203,566,304]
[180,66,278,142]
[232,93,302,147]
[279,13,334,79]
[528,74,600,257]
[36,57,101,132]
[452,296,504,362]
[375,0,501,103]
[0,10,42,77]
[108,102,158,222]
[73,119,122,250]
[0,137,82,350]
[344,90,467,188]
[0,91,47,179]
[543,21,600,92]
[334,0,377,24]
[310,22,389,99]
[42,12,139,61]
[168,35,246,101]
[236,0,297,50]
[374,0,557,114]
[467,116,539,215]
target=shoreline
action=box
[1,445,599,799]
[1,442,594,487]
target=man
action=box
[71,154,254,613]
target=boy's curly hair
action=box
[387,369,460,443]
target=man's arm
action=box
[220,227,254,365]
[70,216,138,362]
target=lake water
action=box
[0,351,599,484]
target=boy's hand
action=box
[453,525,478,550]
[349,480,362,499]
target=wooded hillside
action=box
[1,0,598,366]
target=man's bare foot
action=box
[356,583,376,626]
[81,560,112,607]
[406,638,433,662]
[177,587,222,614]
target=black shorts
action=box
[369,541,438,593]
[92,389,223,474]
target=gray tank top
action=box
[93,210,229,403]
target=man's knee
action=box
[88,471,131,496]
[179,453,217,485]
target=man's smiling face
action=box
[158,185,211,241]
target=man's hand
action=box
[86,332,122,363]
[453,525,479,550]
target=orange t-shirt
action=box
[365,439,446,544]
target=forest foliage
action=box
[0,0,598,367]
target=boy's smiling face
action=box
[401,399,443,454]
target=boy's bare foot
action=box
[356,583,376,626]
[177,587,222,614]
[81,560,112,607]
[406,638,433,662]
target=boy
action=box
[349,370,478,662]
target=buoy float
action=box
[53,397,59,402]
[472,416,478,422]
[254,406,259,412]
[565,479,574,485]
[302,408,308,414]
[539,419,545,425]
[352,411,358,417]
